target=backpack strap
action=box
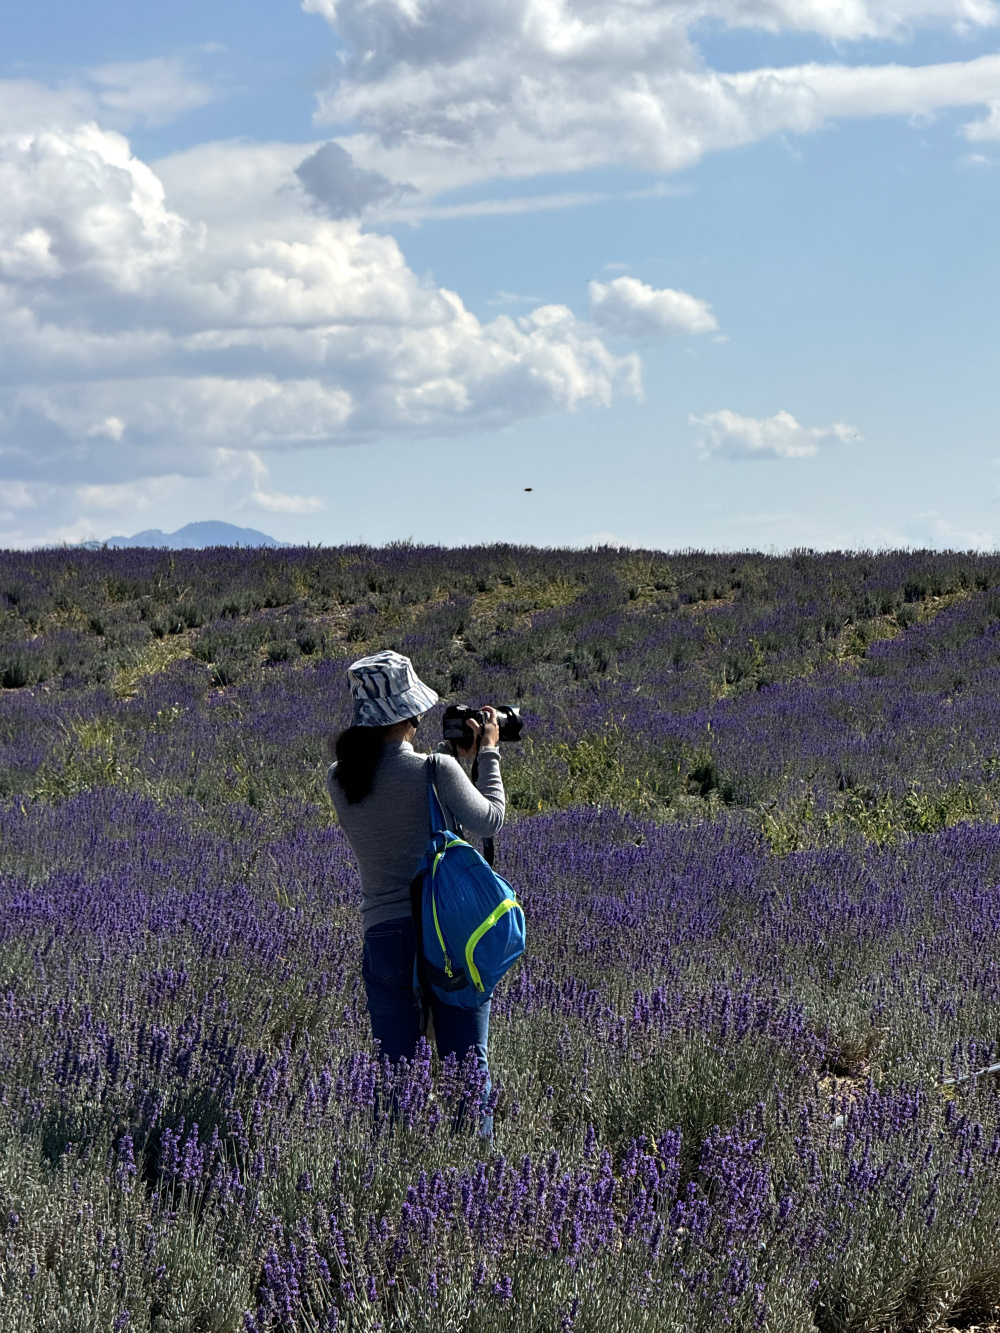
[427,754,447,834]
[409,869,432,1037]
[432,751,493,864]
[410,755,445,1036]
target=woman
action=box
[327,649,505,1129]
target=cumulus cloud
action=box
[0,118,639,507]
[216,449,326,514]
[302,0,1000,195]
[305,0,999,63]
[692,409,858,459]
[0,124,186,291]
[590,277,717,338]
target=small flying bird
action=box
[524,487,533,492]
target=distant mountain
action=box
[104,521,289,550]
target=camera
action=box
[442,704,524,748]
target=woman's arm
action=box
[432,750,505,836]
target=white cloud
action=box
[341,54,1000,193]
[87,417,127,441]
[395,190,613,220]
[250,488,326,513]
[76,477,185,511]
[0,473,191,546]
[88,58,216,128]
[590,276,717,338]
[964,101,1000,139]
[0,81,96,136]
[304,0,1000,196]
[487,290,543,306]
[692,409,858,459]
[0,120,639,506]
[0,481,37,510]
[304,0,999,64]
[0,62,217,139]
[924,515,995,549]
[0,459,320,546]
[216,448,326,513]
[0,124,186,291]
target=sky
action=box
[2,0,1000,551]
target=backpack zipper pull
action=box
[431,880,453,977]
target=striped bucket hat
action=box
[348,650,439,727]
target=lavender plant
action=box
[3,547,1000,1329]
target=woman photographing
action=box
[327,650,505,1131]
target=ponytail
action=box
[332,725,390,804]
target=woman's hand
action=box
[479,705,500,749]
[454,706,500,758]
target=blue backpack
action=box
[409,758,526,1011]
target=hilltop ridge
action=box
[104,521,287,549]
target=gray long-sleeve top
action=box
[327,741,505,932]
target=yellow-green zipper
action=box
[430,884,452,977]
[465,899,520,992]
[430,833,464,978]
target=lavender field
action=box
[5,545,1000,1331]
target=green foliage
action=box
[0,546,993,696]
[502,727,685,817]
[7,547,1000,837]
[760,781,999,853]
[32,719,133,803]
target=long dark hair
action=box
[332,725,391,804]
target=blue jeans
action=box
[362,915,492,1136]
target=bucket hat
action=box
[348,650,439,727]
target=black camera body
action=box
[442,704,524,748]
